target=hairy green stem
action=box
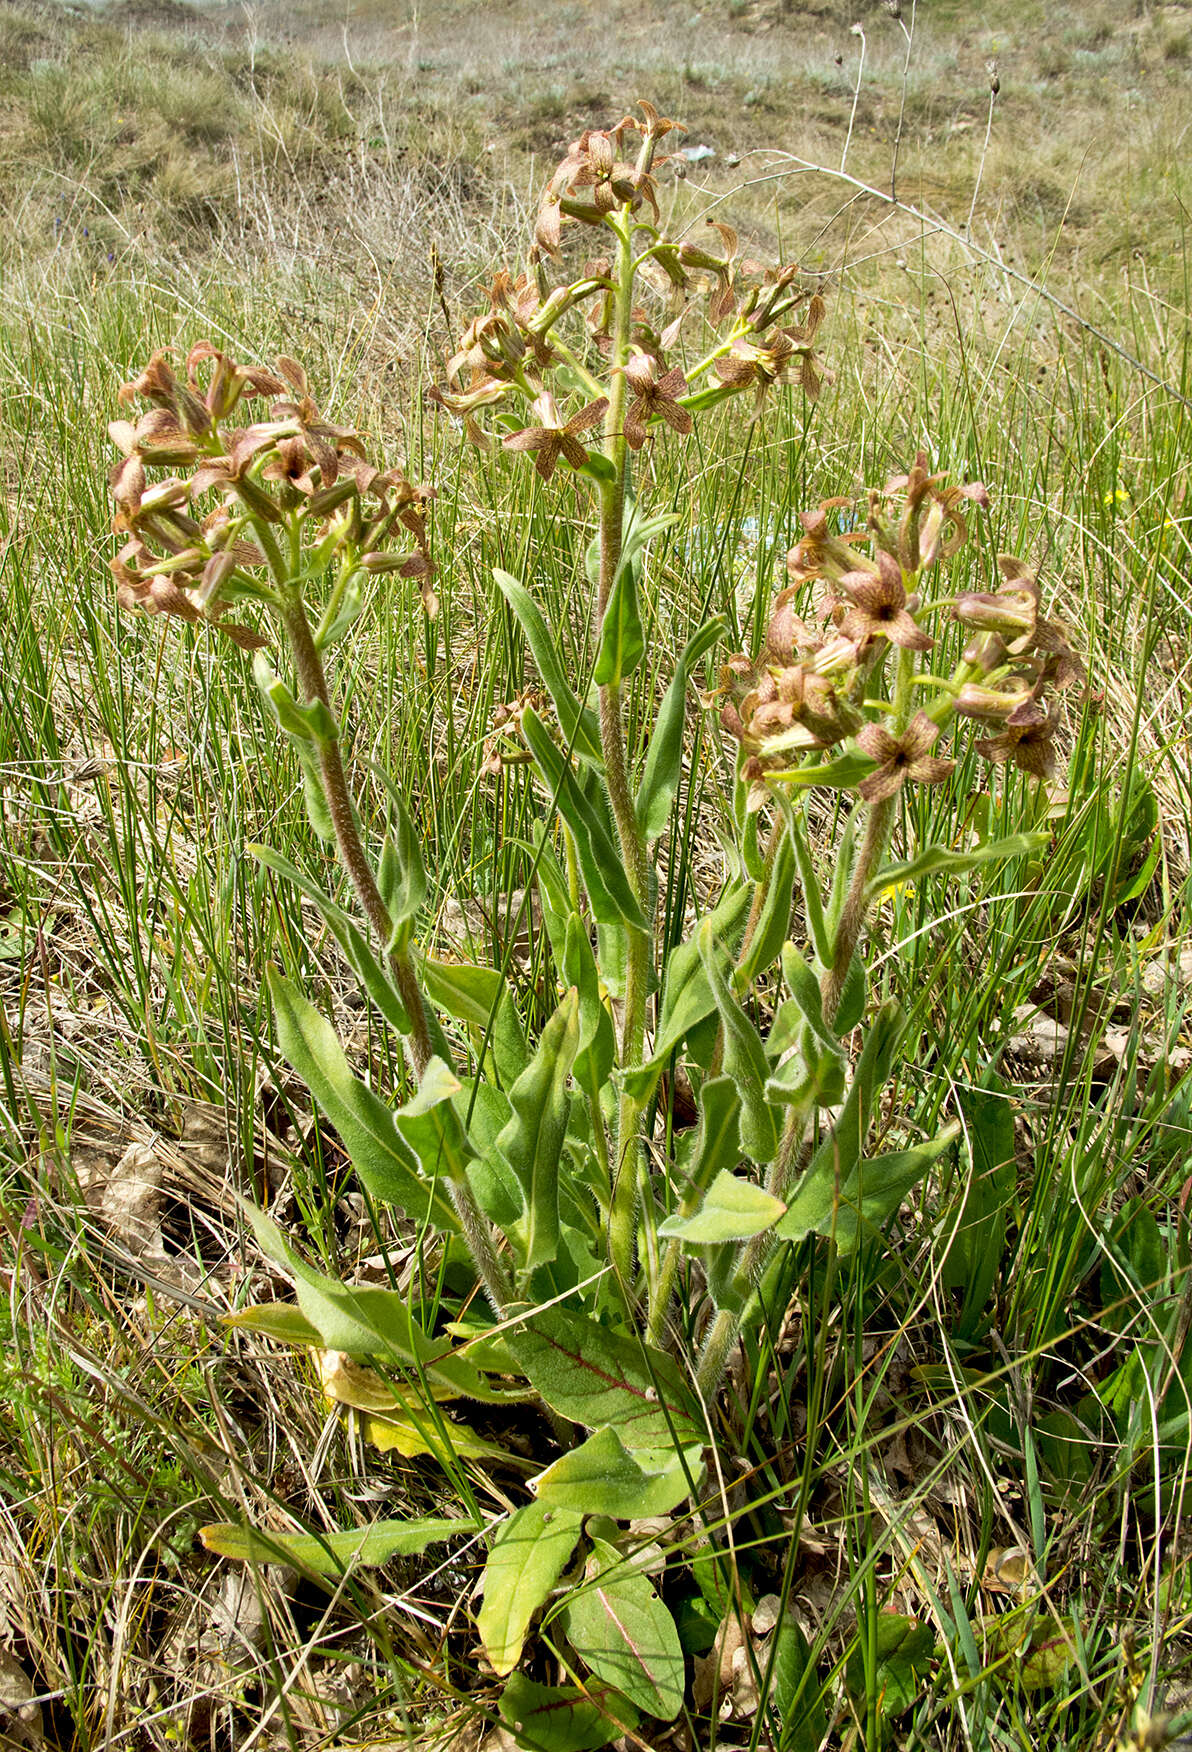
[820,794,894,1031]
[276,589,435,1077]
[274,582,516,1314]
[596,210,654,1299]
[693,1104,812,1399]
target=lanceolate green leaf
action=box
[533,1425,701,1517]
[734,832,797,991]
[507,1307,700,1447]
[241,1202,507,1402]
[478,1499,585,1677]
[697,919,779,1163]
[865,830,1049,905]
[494,569,603,767]
[675,1077,742,1204]
[266,969,458,1230]
[562,1538,684,1721]
[498,1674,639,1752]
[635,618,725,842]
[564,914,616,1093]
[592,559,645,687]
[777,1123,959,1253]
[418,955,529,1085]
[376,790,429,940]
[621,885,752,1104]
[223,1303,323,1347]
[393,1057,474,1185]
[200,1515,476,1576]
[521,707,647,931]
[659,1169,785,1245]
[498,988,580,1272]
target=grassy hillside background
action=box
[1,0,1191,1747]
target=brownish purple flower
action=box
[854,711,954,803]
[974,705,1058,780]
[620,355,692,449]
[502,392,609,480]
[719,658,858,762]
[836,551,933,653]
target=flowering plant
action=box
[105,102,1082,1740]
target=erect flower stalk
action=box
[600,223,655,1295]
[275,586,435,1076]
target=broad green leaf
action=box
[636,618,725,842]
[494,569,603,767]
[419,955,529,1084]
[521,708,647,932]
[846,1612,933,1716]
[507,1307,700,1447]
[223,1303,322,1347]
[498,1673,638,1752]
[697,919,779,1163]
[251,846,410,1033]
[200,1515,477,1575]
[393,1056,474,1185]
[376,787,429,940]
[533,1425,701,1517]
[498,989,580,1272]
[734,833,796,991]
[1020,1618,1081,1689]
[562,1538,684,1721]
[592,559,644,687]
[479,1499,585,1676]
[267,969,458,1229]
[563,913,616,1093]
[777,1124,959,1253]
[766,1615,828,1751]
[865,830,1049,906]
[659,1169,785,1244]
[241,1203,507,1401]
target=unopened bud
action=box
[954,680,1035,721]
[953,591,1034,636]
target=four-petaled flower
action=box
[855,711,954,803]
[502,393,609,480]
[836,551,933,653]
[975,704,1058,780]
[620,355,692,449]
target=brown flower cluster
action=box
[718,456,1086,803]
[428,102,829,473]
[534,102,679,255]
[951,556,1085,780]
[107,345,435,644]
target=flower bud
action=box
[953,679,1037,721]
[953,591,1035,637]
